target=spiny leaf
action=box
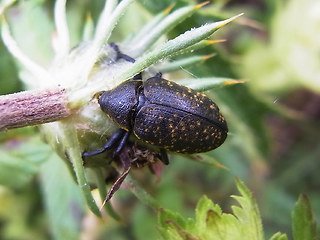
[128,2,210,57]
[157,178,264,240]
[269,232,288,240]
[121,14,243,79]
[291,194,318,240]
[156,54,216,73]
[231,178,264,240]
[176,77,244,91]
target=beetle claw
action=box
[101,150,132,208]
[160,148,169,165]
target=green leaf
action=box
[291,194,318,240]
[157,55,214,73]
[136,0,177,14]
[158,208,191,240]
[6,0,54,64]
[126,4,173,47]
[194,195,223,232]
[39,153,85,240]
[0,135,51,189]
[0,0,16,16]
[269,232,288,240]
[128,4,206,57]
[176,77,244,91]
[157,178,264,240]
[120,14,242,80]
[240,0,320,94]
[0,43,21,94]
[231,178,264,240]
[0,183,48,239]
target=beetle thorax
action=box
[98,80,143,131]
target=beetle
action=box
[82,45,228,164]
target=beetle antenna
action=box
[154,72,162,78]
[109,42,136,63]
[133,72,142,80]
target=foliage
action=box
[158,179,318,240]
[0,0,319,239]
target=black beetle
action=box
[82,45,228,164]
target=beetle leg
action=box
[109,43,142,80]
[109,42,135,63]
[154,72,162,78]
[82,129,127,158]
[114,131,130,155]
[118,52,135,63]
[160,148,169,165]
[133,72,142,80]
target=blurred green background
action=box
[0,0,319,239]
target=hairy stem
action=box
[0,88,71,131]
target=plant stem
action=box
[0,88,71,131]
[60,122,102,217]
